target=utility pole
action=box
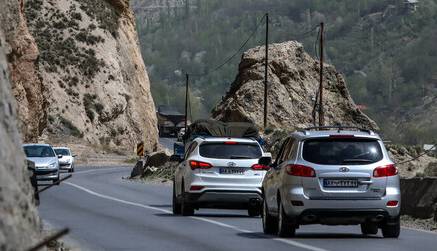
[185,73,189,132]
[263,13,269,129]
[318,22,324,127]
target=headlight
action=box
[49,162,56,168]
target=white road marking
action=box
[64,181,328,251]
[401,226,437,235]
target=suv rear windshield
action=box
[199,143,262,159]
[302,138,383,165]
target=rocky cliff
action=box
[0,1,41,249]
[21,0,158,152]
[212,41,378,131]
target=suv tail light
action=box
[286,164,316,177]
[251,164,270,171]
[190,160,212,170]
[373,164,398,177]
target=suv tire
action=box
[361,222,378,235]
[277,200,296,237]
[172,182,181,215]
[181,185,194,216]
[381,218,400,238]
[262,198,278,234]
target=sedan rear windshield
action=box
[302,138,383,165]
[24,146,55,158]
[199,143,262,159]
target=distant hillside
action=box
[134,0,437,144]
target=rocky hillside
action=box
[212,41,378,131]
[0,1,41,249]
[18,0,158,152]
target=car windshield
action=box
[199,142,262,159]
[24,145,55,158]
[54,149,70,156]
[302,138,383,165]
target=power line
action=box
[395,144,436,165]
[190,14,267,77]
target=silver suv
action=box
[173,137,271,216]
[261,126,400,238]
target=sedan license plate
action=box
[323,179,358,188]
[219,167,245,175]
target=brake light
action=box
[251,164,270,171]
[190,185,204,191]
[286,164,316,177]
[224,141,238,145]
[373,164,398,177]
[387,200,399,207]
[189,160,212,170]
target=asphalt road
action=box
[39,166,437,251]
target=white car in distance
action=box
[54,147,76,173]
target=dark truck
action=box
[156,105,187,137]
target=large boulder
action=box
[212,41,378,131]
[401,178,437,219]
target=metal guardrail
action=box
[36,174,73,195]
[26,228,69,251]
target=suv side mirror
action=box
[170,155,183,163]
[72,154,77,158]
[57,155,63,159]
[258,156,272,166]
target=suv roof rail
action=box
[298,126,375,135]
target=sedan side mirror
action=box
[27,160,35,171]
[57,155,63,159]
[72,154,77,158]
[258,156,272,166]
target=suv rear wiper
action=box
[342,159,373,163]
[230,155,253,159]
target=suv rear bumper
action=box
[186,190,262,209]
[282,188,401,222]
[297,209,399,225]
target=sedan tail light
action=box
[251,164,270,171]
[286,164,316,177]
[373,164,398,177]
[189,160,212,170]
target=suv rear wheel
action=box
[262,198,278,234]
[277,199,296,237]
[181,184,194,216]
[172,182,181,215]
[361,222,378,235]
[381,218,400,238]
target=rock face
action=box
[401,178,437,219]
[22,0,158,152]
[1,0,46,142]
[0,1,41,249]
[212,41,378,131]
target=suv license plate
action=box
[323,179,358,188]
[219,168,245,175]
